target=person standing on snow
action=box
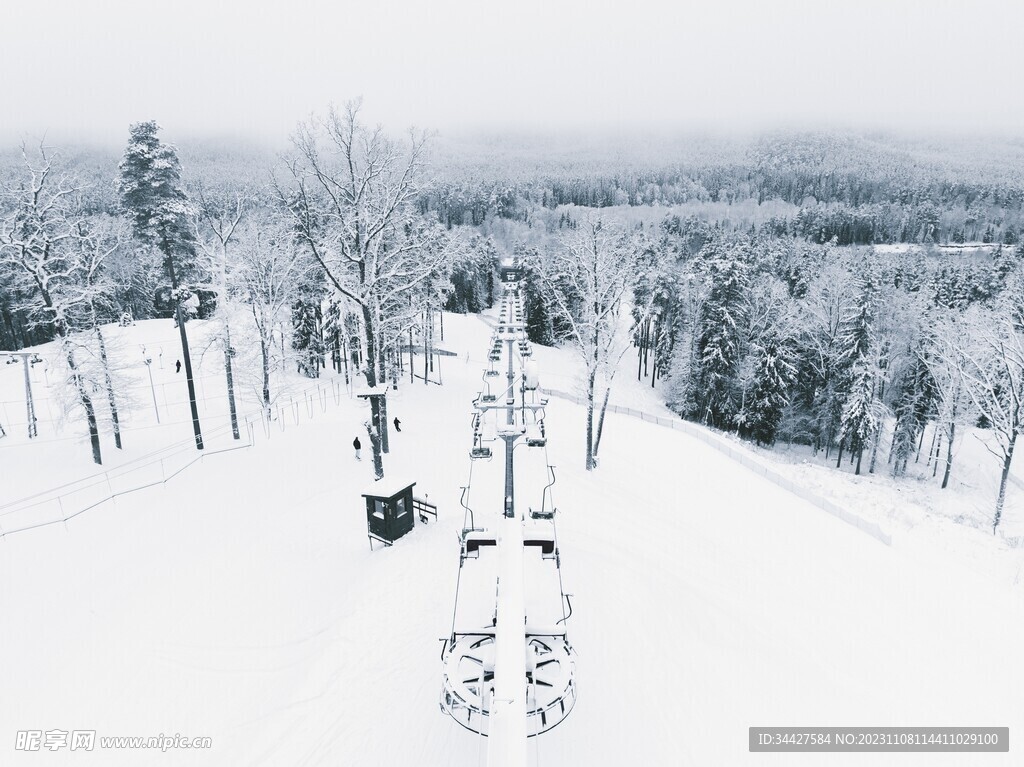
[353,436,362,460]
[175,359,181,373]
[393,417,401,432]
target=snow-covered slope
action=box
[1,313,1021,765]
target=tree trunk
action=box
[380,390,390,454]
[637,324,644,381]
[593,385,612,458]
[342,336,350,385]
[165,251,204,451]
[360,303,386,477]
[95,326,122,450]
[855,447,863,475]
[993,432,1016,533]
[278,322,285,373]
[176,304,204,449]
[260,334,271,420]
[926,424,938,467]
[585,367,597,470]
[643,319,650,377]
[366,420,384,481]
[350,335,360,372]
[428,307,435,373]
[651,321,659,388]
[64,340,102,465]
[423,311,429,384]
[223,322,240,440]
[941,421,955,489]
[835,439,844,468]
[868,416,883,473]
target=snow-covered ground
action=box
[1,313,1022,765]
[632,389,1024,590]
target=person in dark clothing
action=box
[353,436,362,460]
[393,417,401,432]
[175,360,181,373]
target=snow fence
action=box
[0,378,353,539]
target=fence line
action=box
[0,375,356,540]
[541,387,892,546]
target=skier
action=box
[353,436,362,461]
[175,360,181,373]
[393,417,402,432]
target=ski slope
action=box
[1,313,1022,765]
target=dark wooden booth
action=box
[362,479,437,549]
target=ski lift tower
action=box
[0,352,39,438]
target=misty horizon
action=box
[3,0,1022,148]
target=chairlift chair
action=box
[523,528,557,559]
[462,529,497,559]
[526,423,546,447]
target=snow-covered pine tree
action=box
[839,357,876,474]
[445,235,495,314]
[323,299,343,375]
[788,259,856,455]
[631,236,681,387]
[519,251,556,346]
[837,274,877,474]
[117,121,205,450]
[291,255,327,380]
[889,338,936,477]
[746,334,796,446]
[291,299,324,378]
[694,239,749,428]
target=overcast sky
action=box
[3,0,1021,146]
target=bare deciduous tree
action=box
[953,303,1024,533]
[0,145,105,464]
[233,221,307,421]
[193,186,251,440]
[533,215,641,470]
[280,100,453,479]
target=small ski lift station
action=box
[500,265,520,282]
[363,479,417,547]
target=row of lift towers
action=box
[439,265,577,765]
